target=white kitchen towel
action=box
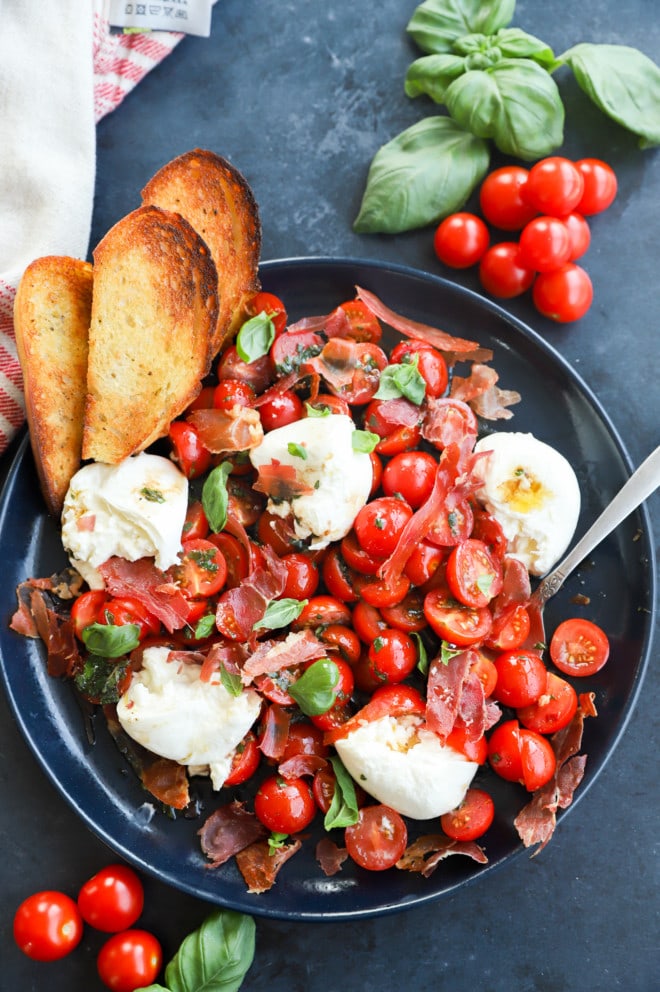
[0,1,188,455]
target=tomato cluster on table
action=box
[433,156,618,323]
[71,289,610,874]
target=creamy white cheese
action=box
[473,432,581,576]
[335,714,478,820]
[116,646,261,790]
[61,453,188,588]
[249,414,373,549]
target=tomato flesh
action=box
[441,788,495,841]
[549,617,610,676]
[344,805,408,871]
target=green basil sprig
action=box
[139,909,255,992]
[253,598,308,632]
[235,311,275,363]
[81,621,141,658]
[375,355,426,405]
[407,0,515,55]
[202,461,233,533]
[288,658,340,716]
[351,429,380,453]
[324,756,360,830]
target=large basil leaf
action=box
[162,909,255,992]
[561,43,660,148]
[202,461,233,533]
[354,116,490,233]
[405,53,467,102]
[407,0,515,55]
[445,59,564,160]
[495,28,560,70]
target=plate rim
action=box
[0,256,655,921]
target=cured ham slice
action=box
[356,286,478,354]
[98,557,191,633]
[187,405,264,452]
[396,834,488,875]
[198,801,268,868]
[235,837,302,893]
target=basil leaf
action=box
[374,358,426,405]
[202,461,233,533]
[288,658,340,716]
[405,53,467,102]
[219,665,243,697]
[194,613,217,639]
[74,656,130,704]
[407,0,515,55]
[561,43,660,149]
[354,116,490,233]
[304,402,331,418]
[412,631,429,676]
[236,311,275,363]
[441,640,463,665]
[351,429,379,453]
[324,756,360,830]
[81,622,140,658]
[268,831,289,854]
[494,27,560,71]
[163,909,255,992]
[253,598,308,631]
[287,442,308,460]
[445,60,564,160]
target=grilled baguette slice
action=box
[82,205,218,464]
[14,256,93,515]
[141,148,261,356]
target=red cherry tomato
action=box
[345,805,408,871]
[168,420,212,479]
[441,788,495,841]
[304,392,352,417]
[77,864,144,933]
[433,212,490,268]
[13,890,83,961]
[280,552,319,600]
[382,450,437,508]
[380,590,427,633]
[224,731,261,786]
[212,378,256,413]
[518,216,572,272]
[207,531,250,588]
[426,497,474,547]
[71,589,109,640]
[484,604,531,652]
[354,496,413,558]
[182,500,209,541]
[292,595,352,630]
[359,573,411,609]
[389,340,448,398]
[99,596,161,642]
[488,720,556,791]
[321,547,360,604]
[256,510,301,556]
[470,653,498,698]
[254,775,317,833]
[423,589,492,647]
[246,290,288,335]
[574,159,618,215]
[367,627,418,685]
[532,263,593,323]
[281,721,329,761]
[517,672,578,735]
[522,157,585,216]
[478,242,535,299]
[446,538,504,608]
[352,600,388,643]
[259,389,304,431]
[479,166,538,230]
[375,424,422,456]
[404,540,446,587]
[332,299,382,343]
[341,529,386,576]
[217,344,274,394]
[563,212,591,260]
[549,617,610,676]
[97,929,162,992]
[446,723,488,763]
[492,648,548,708]
[176,538,228,598]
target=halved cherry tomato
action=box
[441,788,495,840]
[426,498,474,547]
[176,539,228,598]
[382,450,437,508]
[223,731,261,786]
[207,531,250,588]
[492,648,548,708]
[484,604,531,652]
[77,864,144,933]
[254,775,317,833]
[470,653,498,698]
[517,672,578,735]
[318,624,361,665]
[168,420,212,479]
[270,328,325,374]
[304,393,351,417]
[380,590,427,633]
[71,589,108,640]
[256,510,302,556]
[446,724,488,764]
[321,547,360,604]
[367,627,418,685]
[292,595,352,630]
[217,344,274,393]
[352,601,388,644]
[98,596,161,642]
[96,929,162,992]
[13,890,83,961]
[359,573,411,609]
[488,719,556,790]
[344,805,408,871]
[389,340,449,398]
[549,617,610,676]
[446,538,503,608]
[424,590,492,647]
[333,298,382,343]
[182,500,209,541]
[375,424,422,456]
[404,540,446,587]
[254,665,304,707]
[341,529,386,576]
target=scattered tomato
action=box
[344,805,408,871]
[433,212,490,268]
[13,890,83,962]
[549,617,610,676]
[441,788,495,841]
[532,263,593,322]
[78,864,144,933]
[97,929,162,992]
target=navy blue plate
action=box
[0,258,654,920]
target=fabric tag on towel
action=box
[107,0,213,37]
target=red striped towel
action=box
[0,3,188,456]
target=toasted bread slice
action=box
[141,149,261,356]
[82,205,218,465]
[14,256,93,515]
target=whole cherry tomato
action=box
[433,212,490,268]
[78,864,144,933]
[14,890,83,961]
[97,929,162,992]
[522,156,585,216]
[532,263,593,323]
[574,158,618,215]
[518,216,572,272]
[254,775,317,833]
[478,242,535,299]
[479,165,538,230]
[168,420,212,479]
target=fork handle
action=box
[535,444,660,605]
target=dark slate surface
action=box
[3,2,659,988]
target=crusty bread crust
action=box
[82,205,219,464]
[141,149,261,356]
[14,256,93,515]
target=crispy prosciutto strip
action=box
[426,650,472,743]
[98,558,191,633]
[305,337,387,397]
[396,834,488,876]
[235,837,302,893]
[141,757,191,811]
[450,363,521,420]
[199,641,248,683]
[421,397,478,448]
[514,693,597,853]
[253,459,316,500]
[316,837,349,876]
[241,629,330,684]
[215,543,288,642]
[370,397,422,429]
[278,753,328,781]
[356,285,479,354]
[187,405,263,453]
[198,800,268,868]
[258,703,291,760]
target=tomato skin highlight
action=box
[532,263,593,323]
[382,450,438,508]
[97,929,162,992]
[254,775,317,834]
[344,805,408,871]
[441,788,495,841]
[424,589,492,647]
[433,212,490,268]
[168,420,212,479]
[354,496,413,558]
[77,864,144,933]
[13,890,83,962]
[71,589,109,640]
[492,648,548,708]
[517,672,578,735]
[446,538,504,608]
[367,627,418,685]
[549,617,610,676]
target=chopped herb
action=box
[140,486,166,503]
[219,664,243,697]
[187,548,219,573]
[351,429,379,453]
[287,442,308,460]
[268,832,289,854]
